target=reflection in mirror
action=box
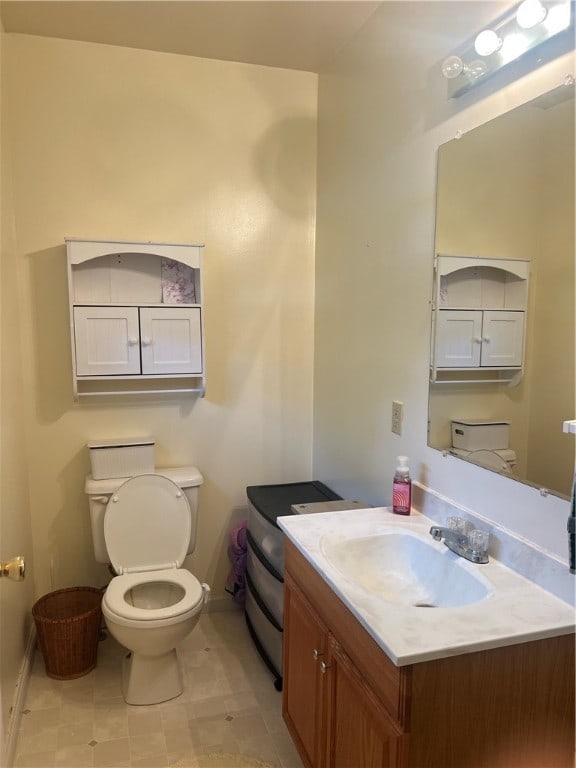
[429,82,575,498]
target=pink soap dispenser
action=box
[392,456,411,515]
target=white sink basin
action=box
[320,532,492,608]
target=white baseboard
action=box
[3,624,36,768]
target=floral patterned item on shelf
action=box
[161,258,196,304]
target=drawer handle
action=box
[312,648,324,660]
[320,661,331,674]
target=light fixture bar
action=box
[442,0,573,98]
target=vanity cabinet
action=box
[66,238,205,397]
[283,576,402,768]
[282,577,326,767]
[431,255,529,384]
[283,540,575,768]
[324,634,402,767]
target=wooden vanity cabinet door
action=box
[325,636,404,768]
[283,574,328,768]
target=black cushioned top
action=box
[246,481,341,528]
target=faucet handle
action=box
[469,529,490,556]
[447,516,467,534]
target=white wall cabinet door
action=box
[436,309,524,369]
[139,307,202,375]
[74,306,141,376]
[436,310,482,368]
[480,311,524,367]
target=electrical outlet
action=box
[391,400,403,435]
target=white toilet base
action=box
[121,648,183,705]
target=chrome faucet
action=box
[429,524,489,564]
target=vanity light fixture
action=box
[441,0,573,98]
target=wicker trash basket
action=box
[32,587,103,680]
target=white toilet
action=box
[450,448,517,474]
[85,467,209,705]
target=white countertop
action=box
[278,507,575,666]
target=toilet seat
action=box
[104,568,205,622]
[451,447,516,472]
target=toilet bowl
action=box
[86,469,209,705]
[102,568,207,705]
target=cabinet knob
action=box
[128,337,139,346]
[474,337,482,344]
[312,648,324,660]
[141,337,152,346]
[483,336,491,343]
[320,661,331,674]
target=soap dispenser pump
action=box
[393,456,411,516]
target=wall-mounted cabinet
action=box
[430,255,529,385]
[66,238,205,398]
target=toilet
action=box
[85,467,209,705]
[450,419,516,475]
[450,447,517,474]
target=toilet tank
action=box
[85,466,203,564]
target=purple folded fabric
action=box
[226,520,248,605]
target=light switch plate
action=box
[392,400,403,435]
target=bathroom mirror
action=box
[429,82,575,498]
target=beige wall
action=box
[5,34,317,600]
[0,24,36,758]
[314,1,575,555]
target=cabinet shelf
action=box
[436,305,524,312]
[74,376,205,398]
[66,238,205,399]
[72,302,202,309]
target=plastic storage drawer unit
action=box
[245,577,283,679]
[245,480,342,689]
[246,535,284,627]
[246,481,341,574]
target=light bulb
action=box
[474,29,503,56]
[516,0,547,29]
[441,55,465,79]
[500,33,529,63]
[544,3,572,34]
[466,60,489,80]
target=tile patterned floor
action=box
[14,609,303,768]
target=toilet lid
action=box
[104,474,191,574]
